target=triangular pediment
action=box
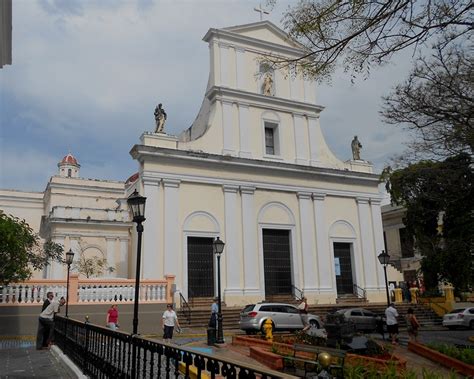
[222,21,304,51]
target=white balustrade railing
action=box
[0,282,67,305]
[0,278,173,305]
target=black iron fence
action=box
[54,316,288,378]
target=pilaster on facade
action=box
[238,103,252,159]
[356,196,377,289]
[308,116,322,166]
[293,114,308,165]
[119,238,129,278]
[235,47,246,90]
[163,179,181,278]
[240,185,259,294]
[312,192,331,289]
[297,192,317,291]
[221,100,236,156]
[370,198,386,288]
[142,176,162,279]
[50,236,65,279]
[223,184,242,296]
[106,237,117,278]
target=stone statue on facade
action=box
[154,103,167,133]
[262,73,273,96]
[351,135,362,160]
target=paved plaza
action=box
[0,327,471,378]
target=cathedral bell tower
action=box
[58,153,80,178]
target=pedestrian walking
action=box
[385,302,399,345]
[36,292,65,350]
[106,304,119,330]
[406,307,420,342]
[209,297,218,329]
[162,304,180,343]
[298,297,310,332]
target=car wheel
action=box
[309,319,320,329]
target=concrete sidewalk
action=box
[0,339,77,378]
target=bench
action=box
[292,343,346,378]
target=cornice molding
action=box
[207,86,324,115]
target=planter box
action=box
[345,352,406,372]
[408,341,474,377]
[233,335,406,373]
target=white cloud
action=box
[1,0,412,191]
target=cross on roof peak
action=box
[254,2,270,21]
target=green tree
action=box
[269,0,472,82]
[384,154,473,291]
[0,212,64,285]
[73,252,113,278]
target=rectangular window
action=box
[265,127,275,155]
[399,228,414,258]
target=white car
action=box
[239,302,324,334]
[442,307,474,329]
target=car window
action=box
[272,306,287,313]
[286,306,299,314]
[242,304,255,313]
[363,310,375,317]
[469,308,474,314]
[350,310,363,316]
[259,305,273,312]
[448,308,466,314]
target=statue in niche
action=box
[351,135,362,160]
[262,73,273,96]
[154,103,167,133]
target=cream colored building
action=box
[1,21,394,307]
[0,154,133,279]
[128,21,389,306]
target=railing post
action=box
[69,274,79,304]
[165,275,175,304]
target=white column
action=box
[222,100,235,156]
[163,179,180,277]
[370,198,387,289]
[119,238,129,278]
[297,192,317,293]
[238,103,251,159]
[289,68,300,101]
[235,47,245,90]
[223,185,242,296]
[241,186,260,295]
[142,176,162,279]
[313,192,332,289]
[106,238,116,277]
[219,43,230,87]
[303,78,316,103]
[357,197,377,288]
[308,117,322,165]
[50,237,65,279]
[293,114,308,165]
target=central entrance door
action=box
[187,237,214,298]
[333,242,354,295]
[263,229,292,296]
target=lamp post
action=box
[377,250,391,306]
[213,237,225,344]
[65,249,75,317]
[127,189,147,335]
[127,189,146,379]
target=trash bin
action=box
[207,328,216,345]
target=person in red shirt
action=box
[106,304,119,330]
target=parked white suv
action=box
[239,302,323,334]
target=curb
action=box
[51,345,87,379]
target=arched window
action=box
[67,168,72,177]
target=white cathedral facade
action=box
[0,21,394,306]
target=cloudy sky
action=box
[0,0,413,192]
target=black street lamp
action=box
[127,189,146,379]
[127,189,147,335]
[65,249,74,317]
[377,250,391,306]
[213,237,225,344]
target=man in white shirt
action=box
[385,303,399,345]
[36,292,65,350]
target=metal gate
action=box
[334,242,354,294]
[263,229,292,296]
[187,237,214,297]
